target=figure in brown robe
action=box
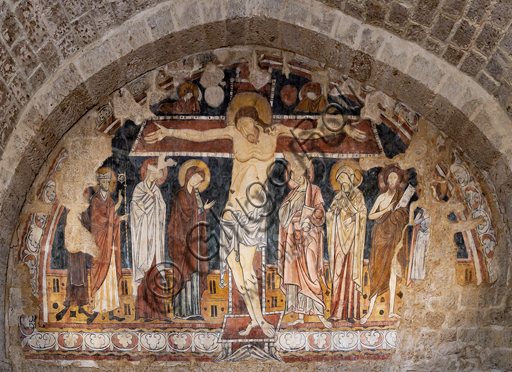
[168,166,213,320]
[158,82,201,115]
[294,82,328,113]
[361,165,409,324]
[88,168,126,324]
[55,207,95,323]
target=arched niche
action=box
[6,45,510,371]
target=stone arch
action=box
[2,1,512,370]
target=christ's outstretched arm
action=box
[145,123,235,143]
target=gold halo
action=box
[178,160,210,192]
[330,160,362,191]
[178,82,199,99]
[226,92,272,126]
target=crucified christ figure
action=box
[145,93,367,337]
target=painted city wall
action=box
[10,47,499,363]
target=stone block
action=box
[501,28,512,55]
[11,40,38,77]
[443,45,464,66]
[60,0,88,20]
[379,35,415,72]
[333,14,360,48]
[246,0,284,18]
[9,75,30,107]
[476,23,501,57]
[424,37,443,56]
[310,3,337,36]
[388,2,409,27]
[15,0,50,50]
[91,4,117,36]
[83,60,126,103]
[118,42,158,83]
[279,21,306,57]
[201,0,225,22]
[71,12,98,45]
[396,75,435,114]
[110,0,134,24]
[247,17,281,49]
[451,19,476,48]
[0,108,16,153]
[344,1,365,21]
[224,0,248,19]
[0,9,22,47]
[147,5,175,40]
[486,49,508,80]
[76,41,117,80]
[284,0,310,29]
[367,60,403,98]
[173,1,203,30]
[431,14,455,42]
[359,28,384,57]
[225,17,248,46]
[38,41,61,75]
[406,53,446,91]
[423,94,454,127]
[494,82,512,107]
[202,21,227,52]
[466,0,491,22]
[412,0,440,26]
[152,31,186,68]
[42,2,70,40]
[460,51,486,77]
[404,23,426,44]
[0,47,17,83]
[56,32,79,60]
[349,50,374,83]
[490,0,512,28]
[325,40,355,75]
[442,0,466,18]
[132,0,167,12]
[365,0,391,26]
[110,20,152,58]
[478,71,497,93]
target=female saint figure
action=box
[168,160,215,320]
[327,160,366,323]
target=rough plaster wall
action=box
[3,46,512,371]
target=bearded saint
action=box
[360,165,409,324]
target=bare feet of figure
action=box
[319,315,332,329]
[388,312,401,319]
[260,320,276,338]
[239,320,258,336]
[287,318,305,326]
[359,313,370,325]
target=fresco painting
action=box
[15,50,497,362]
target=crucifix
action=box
[141,92,370,338]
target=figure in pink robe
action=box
[277,157,332,328]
